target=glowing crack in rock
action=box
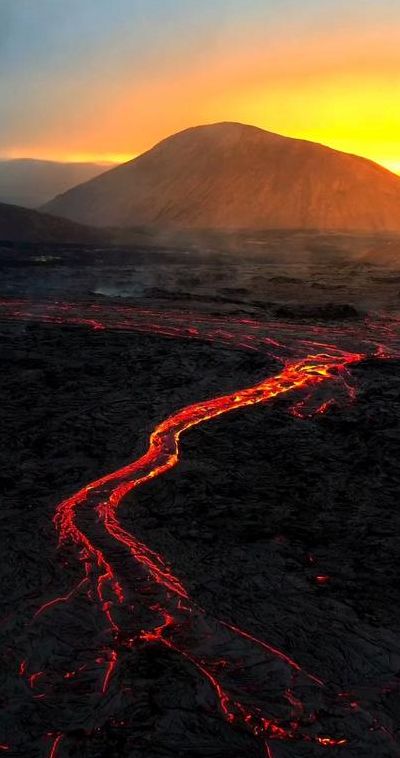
[1,297,400,757]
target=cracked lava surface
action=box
[1,297,400,757]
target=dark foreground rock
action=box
[273,303,359,320]
[1,323,400,756]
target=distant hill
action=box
[0,158,110,208]
[0,201,102,243]
[43,122,400,232]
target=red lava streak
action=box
[315,575,331,585]
[48,735,63,758]
[2,297,400,755]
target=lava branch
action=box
[5,298,399,755]
[39,353,359,755]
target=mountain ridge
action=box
[0,201,103,243]
[43,122,400,232]
[0,158,109,208]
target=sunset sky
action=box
[1,0,399,172]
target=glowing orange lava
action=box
[1,297,400,756]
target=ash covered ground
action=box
[2,230,400,315]
[1,237,400,757]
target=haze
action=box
[1,0,399,173]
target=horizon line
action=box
[1,121,399,176]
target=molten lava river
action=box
[1,297,400,757]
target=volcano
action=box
[43,122,400,232]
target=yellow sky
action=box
[3,9,399,174]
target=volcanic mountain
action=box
[0,201,102,243]
[43,122,400,232]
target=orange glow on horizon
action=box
[2,22,399,175]
[380,160,400,175]
[2,139,398,176]
[0,150,135,166]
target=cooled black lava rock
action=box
[273,302,359,320]
[1,319,400,757]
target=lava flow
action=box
[1,297,400,757]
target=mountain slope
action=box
[0,159,110,208]
[43,123,400,232]
[0,202,102,243]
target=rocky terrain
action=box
[1,249,400,756]
[2,237,400,313]
[1,317,400,757]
